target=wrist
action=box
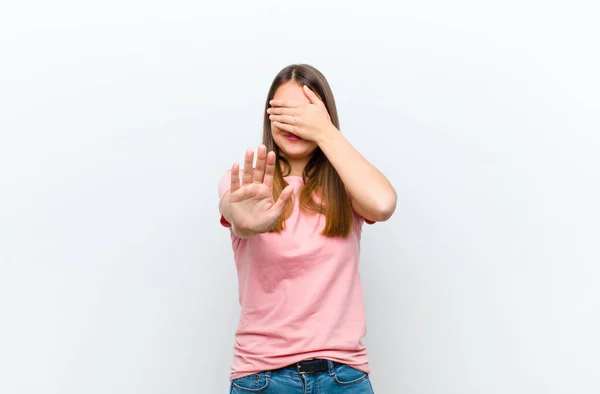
[232,224,259,239]
[315,125,342,148]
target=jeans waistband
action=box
[278,358,341,374]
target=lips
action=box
[284,132,302,142]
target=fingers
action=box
[267,107,297,116]
[230,162,240,192]
[231,182,253,202]
[270,185,294,217]
[302,85,325,108]
[253,145,267,183]
[272,121,295,133]
[268,114,296,125]
[269,99,302,108]
[242,149,254,185]
[263,151,276,188]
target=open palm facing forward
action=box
[228,145,294,235]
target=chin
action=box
[275,138,318,160]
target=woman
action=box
[218,64,397,393]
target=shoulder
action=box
[218,170,232,198]
[218,168,244,197]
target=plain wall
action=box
[1,1,599,393]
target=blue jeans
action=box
[230,360,375,393]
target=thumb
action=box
[270,185,294,217]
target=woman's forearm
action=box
[316,126,397,222]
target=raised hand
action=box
[228,145,294,236]
[266,85,335,144]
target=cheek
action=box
[306,142,319,153]
[271,122,281,135]
[270,128,283,148]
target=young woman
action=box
[218,64,397,393]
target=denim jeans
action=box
[230,360,375,393]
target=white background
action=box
[1,1,599,393]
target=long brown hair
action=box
[263,64,354,237]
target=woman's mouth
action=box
[284,133,302,142]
